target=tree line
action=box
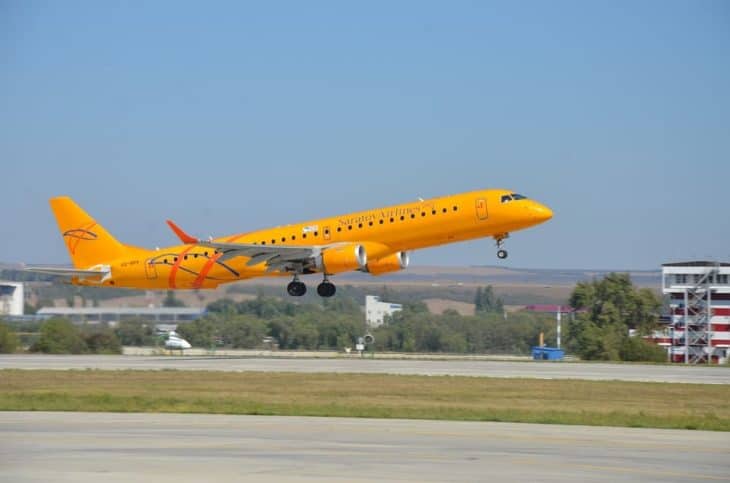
[0,275,667,361]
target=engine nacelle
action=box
[365,251,409,275]
[319,244,367,274]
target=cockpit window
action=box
[500,195,512,203]
[511,193,527,200]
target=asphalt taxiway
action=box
[1,412,728,482]
[1,354,729,384]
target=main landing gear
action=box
[287,275,307,297]
[317,278,336,297]
[495,233,510,259]
[286,275,337,298]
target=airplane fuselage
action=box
[83,188,551,290]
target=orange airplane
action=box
[26,189,552,297]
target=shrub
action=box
[0,321,19,353]
[30,318,87,354]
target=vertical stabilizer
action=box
[49,197,128,268]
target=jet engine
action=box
[318,244,367,274]
[365,251,409,275]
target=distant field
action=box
[1,370,728,431]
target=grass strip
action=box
[1,369,728,431]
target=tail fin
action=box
[50,197,128,268]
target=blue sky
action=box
[2,1,729,270]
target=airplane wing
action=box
[166,219,324,273]
[197,240,321,273]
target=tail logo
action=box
[63,223,98,254]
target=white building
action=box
[0,282,24,316]
[365,295,402,327]
[655,261,730,364]
[36,306,205,325]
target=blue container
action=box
[531,346,564,361]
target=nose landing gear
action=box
[495,233,509,259]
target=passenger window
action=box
[379,219,384,224]
[442,208,447,213]
[432,210,436,215]
[410,214,415,219]
[453,206,458,211]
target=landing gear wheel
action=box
[287,281,307,296]
[494,233,510,260]
[317,281,336,297]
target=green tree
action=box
[474,285,504,314]
[83,329,122,354]
[0,321,19,353]
[31,318,87,354]
[115,319,154,346]
[162,290,186,307]
[223,315,267,348]
[567,273,662,361]
[177,317,218,348]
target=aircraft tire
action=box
[287,281,307,296]
[317,282,336,297]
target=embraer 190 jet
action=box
[26,189,552,297]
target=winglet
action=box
[166,219,198,244]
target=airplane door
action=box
[475,198,488,221]
[145,259,158,279]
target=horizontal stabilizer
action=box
[24,265,110,279]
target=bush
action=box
[83,329,122,354]
[619,337,667,362]
[30,318,87,354]
[114,319,156,346]
[0,321,19,353]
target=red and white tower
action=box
[661,262,730,364]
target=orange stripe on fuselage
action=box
[169,245,195,289]
[191,233,246,289]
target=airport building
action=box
[649,261,730,364]
[0,281,24,317]
[35,306,205,325]
[365,295,403,327]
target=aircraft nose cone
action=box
[531,203,553,223]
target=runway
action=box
[1,354,729,384]
[1,412,728,482]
